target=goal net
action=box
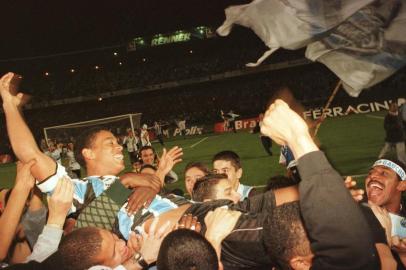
[43,113,142,145]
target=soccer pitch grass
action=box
[0,111,389,192]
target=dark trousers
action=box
[260,136,272,156]
[156,134,164,146]
[230,120,237,133]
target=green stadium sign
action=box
[127,26,215,51]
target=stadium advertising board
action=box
[172,126,203,137]
[213,98,402,133]
[214,118,258,133]
[127,26,215,51]
[303,99,400,120]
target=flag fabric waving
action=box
[217,0,406,97]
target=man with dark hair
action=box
[227,110,239,133]
[157,229,219,270]
[73,127,109,168]
[58,227,102,268]
[139,145,178,184]
[265,201,312,270]
[0,72,173,229]
[365,159,406,212]
[139,146,157,166]
[122,130,139,164]
[192,174,241,204]
[153,121,165,146]
[259,99,379,270]
[399,98,406,135]
[362,157,406,264]
[57,227,133,270]
[365,158,406,216]
[184,161,210,197]
[378,102,406,164]
[212,150,254,200]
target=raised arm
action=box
[155,146,183,186]
[0,160,36,261]
[261,100,378,269]
[0,72,56,180]
[26,176,74,263]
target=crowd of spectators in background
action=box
[1,70,406,269]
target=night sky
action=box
[0,0,249,59]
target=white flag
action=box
[217,0,406,96]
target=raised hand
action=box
[261,99,309,146]
[157,146,183,176]
[0,72,30,107]
[47,176,74,227]
[261,99,318,159]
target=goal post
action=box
[43,113,142,145]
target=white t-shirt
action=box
[177,120,186,130]
[123,136,137,152]
[140,129,151,146]
[66,150,81,170]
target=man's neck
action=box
[86,167,118,177]
[233,181,241,192]
[386,198,402,215]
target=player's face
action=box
[213,160,242,191]
[91,131,124,175]
[185,167,206,196]
[213,179,241,203]
[365,165,400,207]
[141,149,155,165]
[96,229,132,268]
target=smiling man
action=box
[365,158,406,215]
[212,151,254,201]
[0,72,166,227]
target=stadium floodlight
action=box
[43,113,142,146]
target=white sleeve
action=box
[36,163,68,193]
[26,225,63,262]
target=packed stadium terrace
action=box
[1,30,405,140]
[1,21,406,270]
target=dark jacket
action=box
[298,151,380,270]
[384,113,405,143]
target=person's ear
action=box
[82,148,95,161]
[236,168,243,180]
[290,256,311,270]
[396,180,406,192]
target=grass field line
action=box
[252,173,368,188]
[366,115,384,120]
[190,136,209,148]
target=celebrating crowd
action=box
[1,70,406,270]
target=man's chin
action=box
[113,164,125,175]
[367,195,384,206]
